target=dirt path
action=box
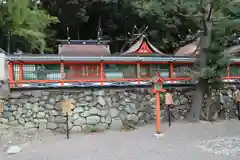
[1,120,240,160]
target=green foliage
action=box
[180,0,240,88]
[0,0,58,53]
[1,0,239,56]
[83,125,101,133]
[132,0,199,51]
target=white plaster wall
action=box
[0,53,8,81]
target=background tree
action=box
[40,0,200,53]
[181,0,240,121]
[0,0,58,53]
[133,0,240,121]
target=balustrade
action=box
[8,58,240,88]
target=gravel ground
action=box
[1,120,240,160]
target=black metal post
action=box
[7,30,10,54]
[66,112,69,139]
[167,105,171,127]
[237,102,240,120]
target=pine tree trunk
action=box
[205,86,212,121]
[186,3,213,122]
[186,85,203,121]
[212,90,221,120]
[187,80,206,121]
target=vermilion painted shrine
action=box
[6,34,240,89]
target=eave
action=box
[6,55,205,63]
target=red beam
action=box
[12,76,240,85]
[13,80,60,83]
[12,77,193,84]
[223,76,240,79]
[63,62,100,65]
[232,62,240,65]
[13,61,61,65]
[139,61,193,64]
[11,61,196,65]
[103,61,138,64]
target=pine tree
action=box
[133,0,240,121]
[180,0,240,121]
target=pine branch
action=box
[213,15,231,23]
[179,30,201,46]
[206,3,213,21]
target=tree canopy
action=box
[1,0,239,54]
[0,0,239,54]
[0,0,58,53]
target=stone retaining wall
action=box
[0,87,238,132]
[0,89,156,132]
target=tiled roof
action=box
[121,36,166,56]
[58,44,111,56]
[175,40,200,56]
[223,45,240,56]
[175,40,240,57]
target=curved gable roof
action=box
[121,36,166,56]
[223,45,240,56]
[175,39,240,57]
[174,39,200,56]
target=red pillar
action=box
[227,65,230,81]
[100,61,104,86]
[137,62,141,85]
[170,62,174,84]
[8,62,14,88]
[155,91,161,134]
[19,63,23,87]
[60,61,65,86]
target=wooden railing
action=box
[8,61,240,88]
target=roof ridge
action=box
[121,36,166,55]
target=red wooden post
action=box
[100,61,104,86]
[227,65,230,81]
[8,62,13,88]
[155,91,161,134]
[60,61,65,86]
[137,62,141,85]
[19,63,23,87]
[170,62,174,84]
[153,74,166,137]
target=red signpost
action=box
[152,74,166,137]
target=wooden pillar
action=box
[155,91,161,134]
[169,62,174,84]
[8,62,13,88]
[60,61,65,86]
[19,63,23,87]
[153,78,165,137]
[137,62,141,85]
[100,61,104,86]
[227,65,230,81]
